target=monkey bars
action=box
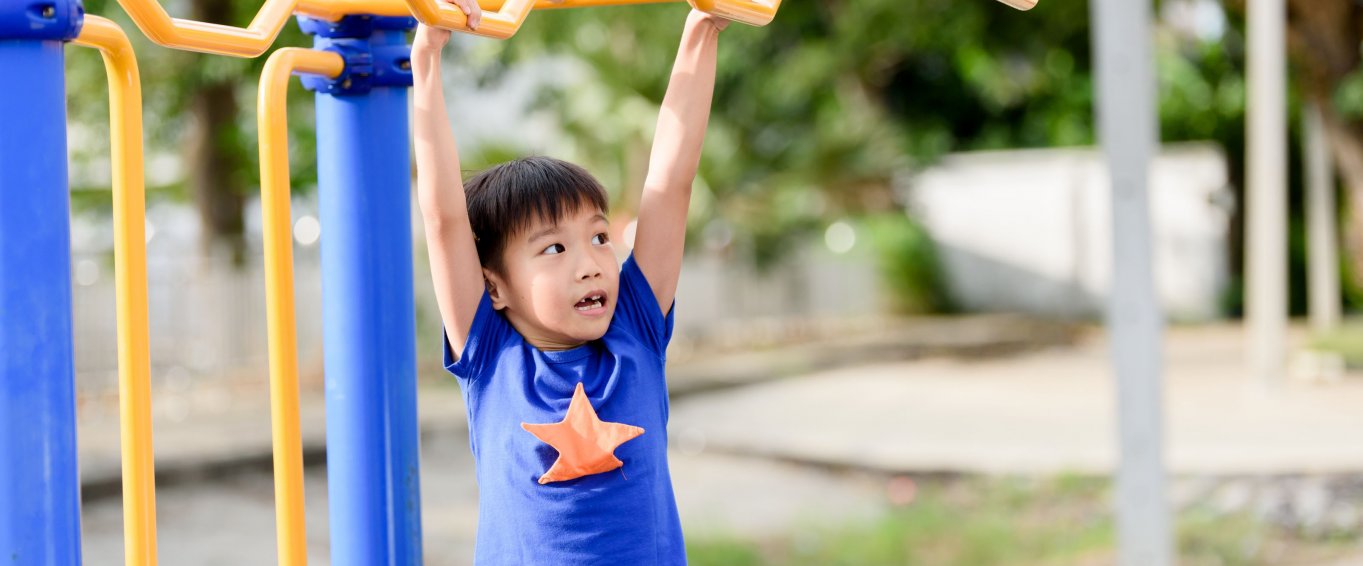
[1,7,156,565]
[2,0,1039,562]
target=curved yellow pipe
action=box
[71,15,159,566]
[115,0,297,56]
[257,47,345,566]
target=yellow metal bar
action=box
[257,47,345,566]
[294,0,674,22]
[396,0,780,33]
[71,16,159,566]
[686,0,779,26]
[113,0,792,57]
[403,0,536,38]
[114,0,297,57]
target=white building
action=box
[907,144,1232,321]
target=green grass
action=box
[687,474,1361,566]
[1309,319,1363,369]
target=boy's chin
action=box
[581,323,610,341]
[573,316,612,341]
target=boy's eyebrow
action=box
[525,214,609,243]
[527,225,561,243]
[526,214,607,242]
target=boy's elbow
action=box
[642,178,695,200]
[419,203,468,231]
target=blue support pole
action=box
[0,1,85,564]
[301,15,423,565]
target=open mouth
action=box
[574,291,607,312]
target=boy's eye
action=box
[592,233,609,245]
[542,243,565,255]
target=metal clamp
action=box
[300,41,373,95]
[297,15,415,96]
[296,14,417,39]
[0,0,83,41]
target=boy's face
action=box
[485,205,619,351]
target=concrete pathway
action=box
[76,312,1077,492]
[670,324,1363,476]
[74,321,1363,563]
[81,426,889,565]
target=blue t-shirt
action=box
[443,254,685,565]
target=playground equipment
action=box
[1,0,1038,564]
[1,7,156,566]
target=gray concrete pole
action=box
[1246,0,1288,388]
[1088,0,1172,564]
[1305,103,1341,334]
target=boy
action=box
[411,2,726,563]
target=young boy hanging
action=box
[412,2,727,563]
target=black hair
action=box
[464,156,610,275]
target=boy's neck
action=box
[504,311,590,352]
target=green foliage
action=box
[482,0,1099,273]
[475,1,1263,313]
[1333,71,1363,121]
[62,0,1296,313]
[863,214,952,314]
[1308,318,1363,368]
[65,0,321,210]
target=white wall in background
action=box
[907,144,1232,321]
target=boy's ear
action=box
[483,268,508,311]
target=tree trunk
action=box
[1284,0,1363,289]
[186,0,247,266]
[1317,105,1363,282]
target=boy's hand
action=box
[412,0,482,53]
[687,8,730,32]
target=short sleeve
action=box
[443,289,514,382]
[613,253,676,358]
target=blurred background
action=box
[63,0,1363,564]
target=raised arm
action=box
[412,1,485,357]
[632,10,726,314]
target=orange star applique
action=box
[521,382,645,485]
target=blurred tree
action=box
[185,0,250,263]
[66,0,316,265]
[482,0,1097,269]
[63,0,1315,313]
[1277,0,1363,304]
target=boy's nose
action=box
[577,255,604,280]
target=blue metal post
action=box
[300,15,422,565]
[0,1,85,564]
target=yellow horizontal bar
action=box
[257,47,344,566]
[113,0,787,57]
[685,0,779,26]
[114,0,1035,58]
[295,0,674,21]
[71,15,159,566]
[114,0,295,57]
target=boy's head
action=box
[464,156,618,349]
